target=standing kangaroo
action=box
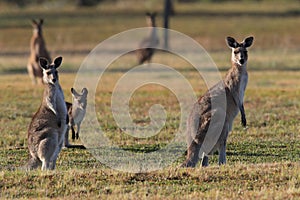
[182,36,254,167]
[137,12,159,64]
[27,19,51,84]
[27,56,68,170]
[64,88,88,147]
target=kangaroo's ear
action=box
[226,36,238,48]
[39,57,49,70]
[71,88,80,96]
[82,88,88,95]
[243,36,254,48]
[54,56,63,68]
[31,19,38,26]
[39,19,44,25]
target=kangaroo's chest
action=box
[71,102,86,124]
[56,87,67,119]
[239,72,248,103]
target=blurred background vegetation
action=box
[0,0,299,73]
[1,0,299,8]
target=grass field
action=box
[0,1,299,199]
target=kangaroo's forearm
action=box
[240,104,247,127]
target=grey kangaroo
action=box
[27,19,51,84]
[64,88,88,147]
[182,36,254,167]
[136,12,159,64]
[27,56,68,170]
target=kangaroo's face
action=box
[146,12,156,27]
[32,19,44,36]
[71,88,88,108]
[39,57,63,85]
[226,36,254,66]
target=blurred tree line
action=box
[1,0,105,7]
[1,0,298,8]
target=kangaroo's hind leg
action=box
[51,129,66,169]
[38,137,57,170]
[27,63,37,84]
[27,155,42,170]
[218,141,227,165]
[75,123,81,140]
[201,155,209,167]
[182,140,201,167]
[64,126,71,147]
[218,124,229,165]
[71,125,76,140]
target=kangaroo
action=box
[64,88,88,147]
[27,19,51,84]
[182,36,254,168]
[27,56,68,170]
[137,12,159,65]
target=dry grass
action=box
[0,1,299,199]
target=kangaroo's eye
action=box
[46,71,51,75]
[234,50,239,54]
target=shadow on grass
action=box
[226,151,278,157]
[65,145,86,149]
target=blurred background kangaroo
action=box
[64,88,88,148]
[136,12,159,65]
[27,19,51,84]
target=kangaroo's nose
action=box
[52,78,56,83]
